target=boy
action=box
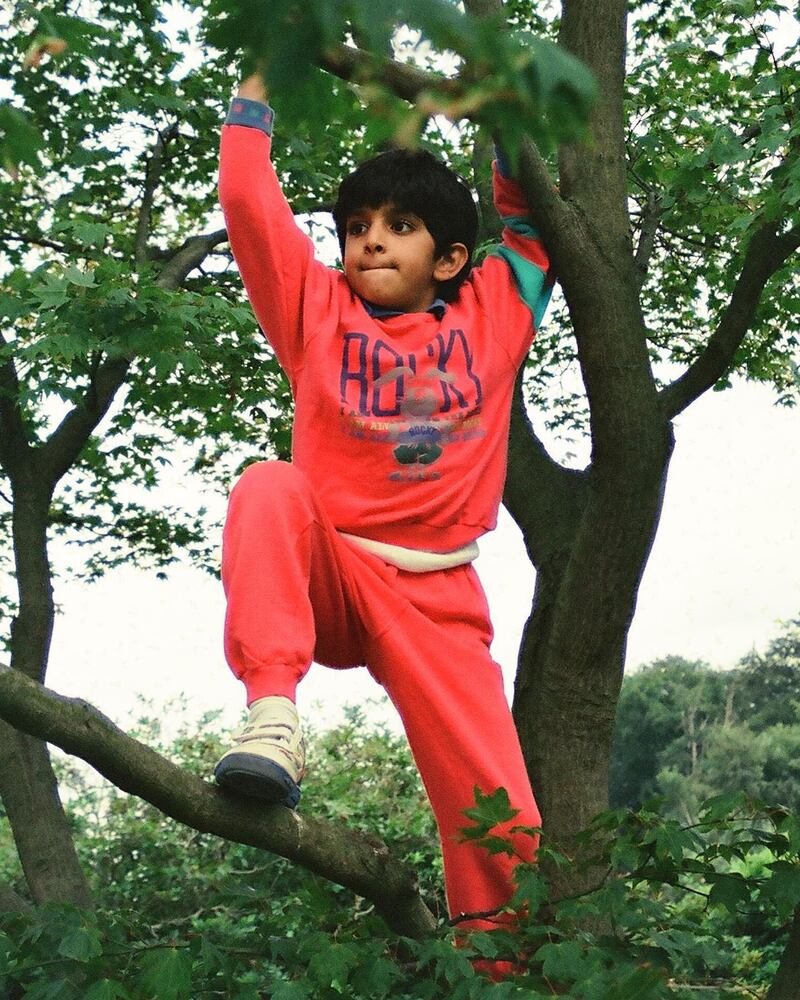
[216,71,552,943]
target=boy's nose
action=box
[364,226,385,252]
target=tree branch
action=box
[0,330,30,482]
[503,374,587,568]
[319,41,460,104]
[135,123,179,267]
[557,0,630,244]
[0,664,436,938]
[633,191,662,287]
[155,228,229,291]
[37,227,229,489]
[38,356,130,491]
[660,222,800,418]
[0,231,71,255]
[0,880,31,913]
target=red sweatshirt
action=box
[219,100,552,553]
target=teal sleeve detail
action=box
[501,215,542,241]
[489,246,552,329]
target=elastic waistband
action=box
[339,532,480,573]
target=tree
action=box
[612,620,800,824]
[732,617,800,730]
[1,0,800,990]
[609,655,729,810]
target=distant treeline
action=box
[611,616,800,820]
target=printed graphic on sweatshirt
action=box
[339,328,486,482]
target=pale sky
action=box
[45,376,800,736]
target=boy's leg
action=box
[221,460,366,703]
[218,460,368,803]
[366,564,541,938]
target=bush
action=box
[0,712,798,998]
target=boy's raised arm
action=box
[473,149,555,367]
[219,74,335,388]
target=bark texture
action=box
[766,906,800,1000]
[0,664,436,938]
[466,0,795,893]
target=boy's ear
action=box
[433,243,469,282]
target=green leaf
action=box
[71,221,111,247]
[84,980,131,1000]
[778,813,800,853]
[460,786,521,840]
[350,958,400,1000]
[307,941,359,988]
[653,821,697,861]
[698,791,748,823]
[64,266,96,287]
[707,872,750,913]
[534,940,595,983]
[138,947,192,999]
[270,983,311,1000]
[32,274,70,310]
[0,102,44,177]
[57,922,102,962]
[759,860,800,917]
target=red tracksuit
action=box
[219,98,552,933]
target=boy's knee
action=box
[230,461,312,513]
[234,460,302,493]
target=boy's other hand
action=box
[237,72,268,104]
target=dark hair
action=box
[332,148,479,303]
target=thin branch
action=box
[633,190,662,286]
[37,227,229,489]
[0,231,70,255]
[135,122,180,267]
[0,663,436,939]
[660,221,800,418]
[319,41,459,105]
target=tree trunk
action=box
[766,906,800,1000]
[0,724,93,909]
[512,421,673,892]
[0,475,93,909]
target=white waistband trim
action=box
[339,532,480,573]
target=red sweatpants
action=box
[222,461,541,931]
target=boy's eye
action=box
[347,221,367,236]
[391,219,414,233]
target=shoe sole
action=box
[214,753,302,810]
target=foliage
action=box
[610,655,729,810]
[0,0,797,585]
[1,0,799,994]
[627,0,800,401]
[201,0,596,157]
[611,617,800,823]
[1,713,799,997]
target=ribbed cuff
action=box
[226,98,275,136]
[242,661,303,705]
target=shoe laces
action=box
[234,719,297,745]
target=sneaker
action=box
[214,696,306,809]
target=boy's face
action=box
[343,204,465,314]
